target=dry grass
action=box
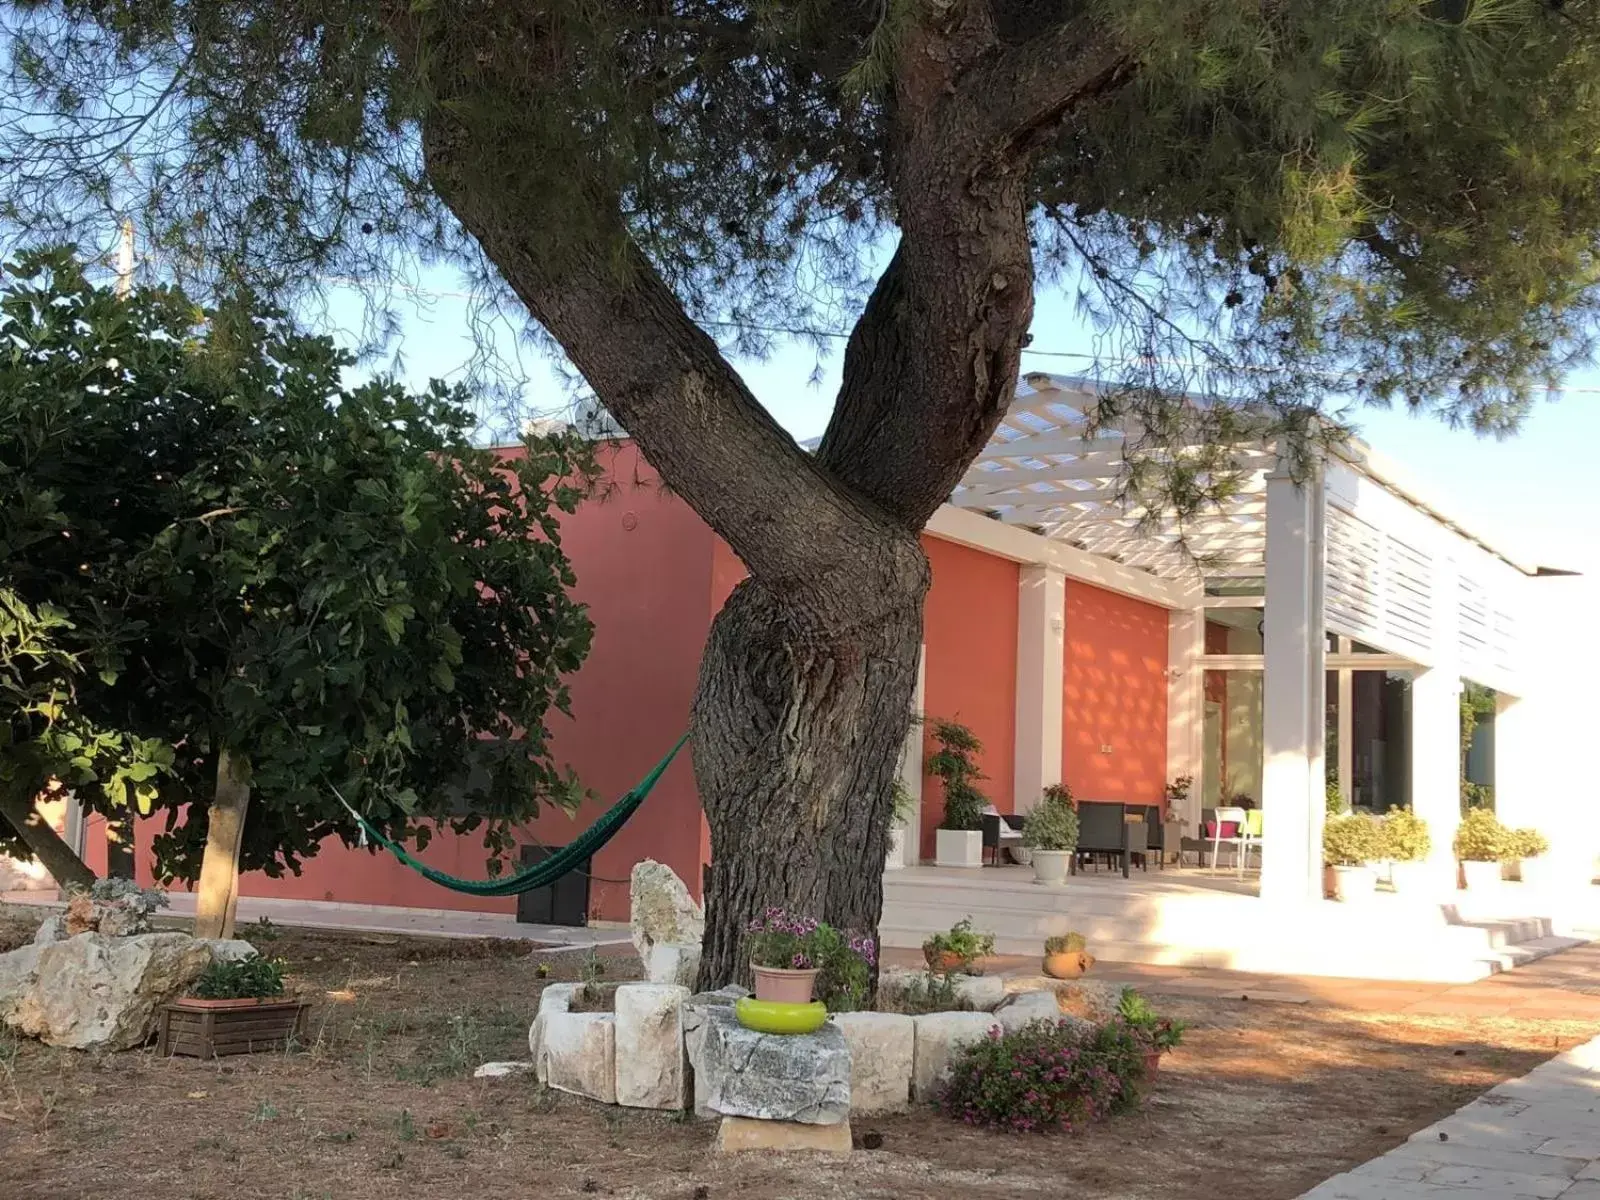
[0,906,1594,1200]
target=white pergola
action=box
[952,372,1278,587]
[899,371,1585,904]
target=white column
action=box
[1013,565,1065,814]
[1166,608,1205,828]
[1410,555,1461,889]
[1336,638,1354,807]
[1259,462,1327,903]
[892,644,928,866]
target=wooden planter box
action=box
[157,997,309,1059]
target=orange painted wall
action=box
[1061,582,1169,806]
[918,536,1019,859]
[116,442,717,924]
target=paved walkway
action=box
[0,888,632,951]
[1299,1032,1600,1199]
[882,940,1600,1020]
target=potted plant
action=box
[1164,775,1192,806]
[927,719,987,868]
[1511,827,1555,889]
[1378,807,1432,894]
[157,954,307,1059]
[1043,931,1094,979]
[1022,783,1078,885]
[1454,807,1511,891]
[885,777,915,872]
[745,908,824,1003]
[1323,814,1382,901]
[922,916,995,975]
[1117,987,1186,1078]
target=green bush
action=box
[1117,988,1187,1053]
[927,719,988,831]
[939,1018,1148,1133]
[1325,779,1348,817]
[1022,784,1079,851]
[890,777,917,825]
[875,972,974,1016]
[192,955,286,1000]
[1322,814,1382,866]
[1509,827,1550,859]
[1378,807,1431,863]
[1454,807,1513,862]
[922,917,995,973]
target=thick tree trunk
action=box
[193,748,250,940]
[0,787,96,891]
[400,5,1134,992]
[693,555,926,991]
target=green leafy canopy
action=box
[0,0,1595,465]
[0,247,596,881]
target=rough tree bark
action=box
[0,786,96,891]
[193,748,251,940]
[396,6,1135,989]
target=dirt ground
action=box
[0,906,1594,1200]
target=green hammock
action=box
[330,733,688,898]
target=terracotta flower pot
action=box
[924,948,968,974]
[1042,950,1094,980]
[750,964,819,1004]
[1143,1050,1161,1078]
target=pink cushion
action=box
[1204,821,1240,838]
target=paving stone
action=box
[714,1115,852,1156]
[1416,1163,1569,1198]
[1355,1141,1586,1180]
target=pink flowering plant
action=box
[746,908,877,1011]
[939,1018,1148,1134]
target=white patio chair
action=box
[1210,806,1248,875]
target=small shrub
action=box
[922,917,995,974]
[193,954,286,1000]
[1378,807,1431,863]
[1022,784,1078,852]
[875,972,974,1016]
[1460,781,1495,814]
[1325,779,1348,817]
[1116,988,1186,1053]
[939,1019,1146,1133]
[926,719,987,831]
[1164,776,1192,803]
[1322,813,1382,865]
[890,777,916,826]
[1454,807,1513,862]
[1044,932,1086,955]
[1509,827,1550,859]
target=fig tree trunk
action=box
[0,786,96,892]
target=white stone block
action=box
[542,1011,616,1104]
[645,942,700,987]
[831,1012,913,1115]
[911,1012,1000,1102]
[614,983,689,1110]
[950,974,1006,1010]
[528,982,578,1080]
[630,860,703,967]
[474,1061,533,1079]
[994,989,1092,1034]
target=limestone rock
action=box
[685,984,749,1009]
[644,941,701,988]
[994,989,1094,1035]
[474,1061,534,1079]
[831,1012,914,1115]
[694,1005,850,1125]
[0,932,255,1051]
[199,939,259,964]
[542,1011,617,1104]
[529,983,578,1077]
[629,860,703,970]
[950,974,1006,1011]
[32,915,67,946]
[614,983,689,1110]
[1053,980,1125,1023]
[911,1012,1001,1102]
[716,1115,852,1156]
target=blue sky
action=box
[323,273,1600,578]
